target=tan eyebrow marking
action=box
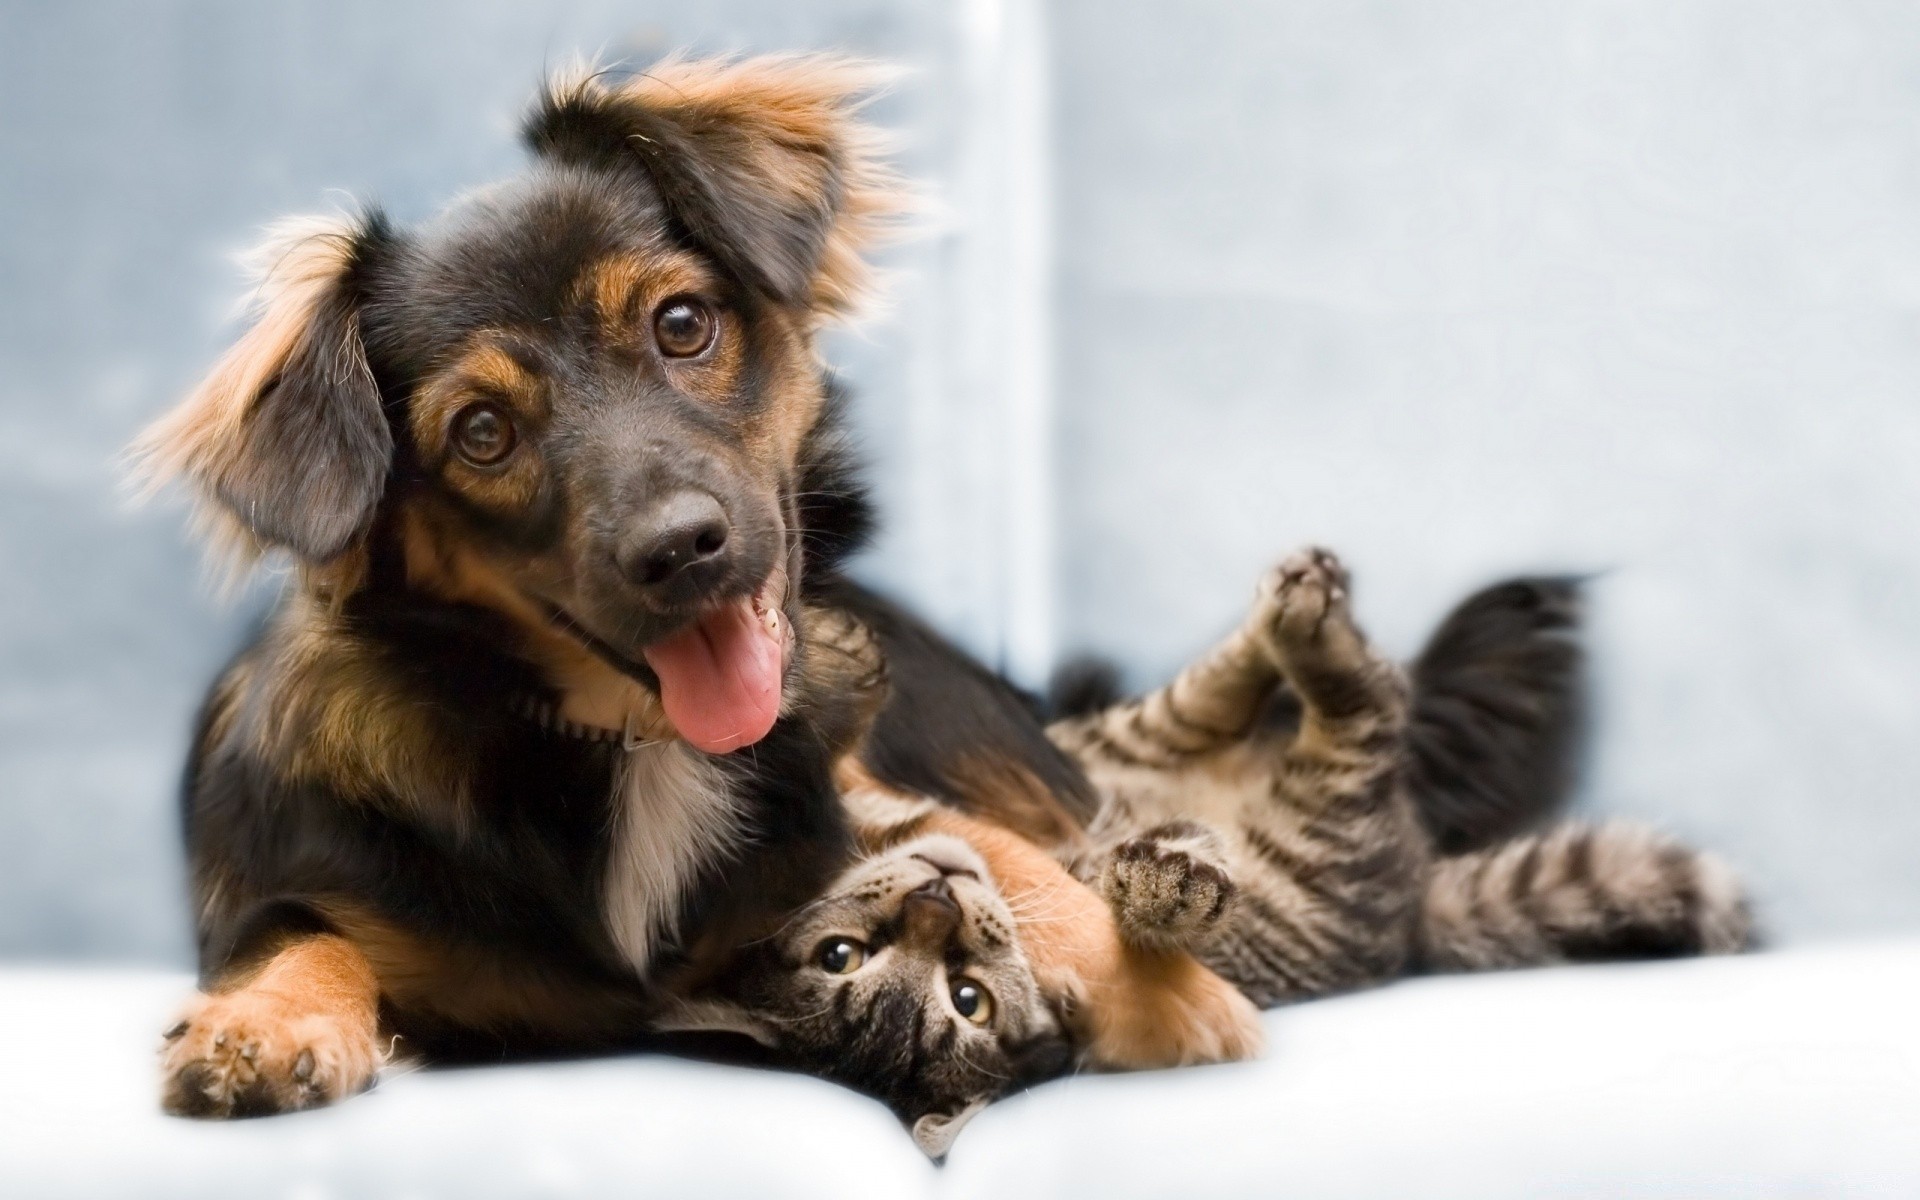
[457,342,542,407]
[582,255,649,335]
[409,334,551,467]
[575,252,720,343]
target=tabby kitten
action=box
[666,548,1750,1154]
[1050,547,1750,1005]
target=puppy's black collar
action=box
[506,693,666,749]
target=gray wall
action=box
[3,1,1915,961]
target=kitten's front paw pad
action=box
[1259,547,1352,644]
[160,991,379,1118]
[1103,837,1237,947]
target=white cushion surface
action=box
[3,940,1915,1198]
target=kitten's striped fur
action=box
[1051,547,1750,1007]
[1418,823,1750,970]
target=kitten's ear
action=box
[129,211,395,568]
[525,55,910,323]
[652,997,779,1048]
[910,1099,988,1160]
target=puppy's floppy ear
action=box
[525,55,910,322]
[129,211,394,567]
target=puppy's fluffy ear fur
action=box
[129,212,393,571]
[526,55,910,323]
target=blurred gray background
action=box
[3,0,1915,964]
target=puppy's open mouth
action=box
[639,575,792,754]
[540,572,793,755]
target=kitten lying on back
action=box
[1048,549,1748,1000]
[663,549,1750,1154]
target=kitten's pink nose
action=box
[901,878,961,945]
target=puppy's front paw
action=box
[1102,823,1237,949]
[160,989,380,1118]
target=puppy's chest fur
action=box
[601,743,743,973]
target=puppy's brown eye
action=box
[653,296,717,358]
[451,403,516,466]
[950,978,993,1025]
[816,938,867,975]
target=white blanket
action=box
[3,940,1915,1198]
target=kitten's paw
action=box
[804,607,887,695]
[1102,822,1237,949]
[1258,546,1353,647]
[1256,547,1403,707]
[800,606,890,748]
[160,989,380,1118]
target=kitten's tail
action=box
[1417,822,1753,971]
[1405,576,1587,853]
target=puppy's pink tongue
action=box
[641,598,784,754]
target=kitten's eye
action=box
[653,296,717,358]
[950,978,994,1025]
[451,403,516,466]
[815,938,867,975]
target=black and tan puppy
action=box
[133,56,1097,1118]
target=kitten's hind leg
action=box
[1204,549,1427,1004]
[1101,819,1238,951]
[1048,579,1291,766]
[1255,548,1409,758]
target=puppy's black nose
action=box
[619,491,731,587]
